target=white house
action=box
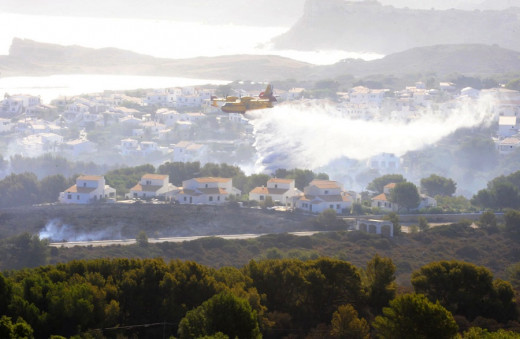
[497,136,520,154]
[367,153,401,172]
[59,175,116,204]
[417,194,437,210]
[156,109,181,126]
[127,173,178,199]
[143,90,169,106]
[295,180,353,214]
[349,86,387,106]
[249,178,302,206]
[62,138,97,157]
[0,118,13,133]
[498,116,518,138]
[1,94,40,116]
[172,141,207,162]
[371,183,399,212]
[176,177,241,205]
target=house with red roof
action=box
[176,177,241,205]
[127,174,178,200]
[249,178,302,206]
[59,175,116,204]
[371,182,399,212]
[294,180,353,214]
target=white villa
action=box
[176,177,241,205]
[249,178,302,206]
[371,183,399,212]
[295,180,353,214]
[172,141,207,163]
[127,174,178,199]
[59,175,116,204]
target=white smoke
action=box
[249,94,497,171]
[39,218,123,242]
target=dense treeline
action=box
[0,257,518,338]
[0,173,74,208]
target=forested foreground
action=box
[0,256,520,339]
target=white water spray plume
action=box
[249,95,496,171]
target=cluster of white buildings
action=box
[488,88,520,154]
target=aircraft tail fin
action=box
[259,84,277,102]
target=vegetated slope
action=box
[272,0,520,54]
[0,203,311,240]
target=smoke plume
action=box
[249,95,497,172]
[39,218,123,242]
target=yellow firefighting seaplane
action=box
[211,84,277,114]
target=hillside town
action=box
[0,81,518,213]
[0,81,516,168]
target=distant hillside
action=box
[272,0,520,54]
[314,44,520,77]
[0,38,312,81]
[1,38,519,82]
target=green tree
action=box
[315,209,345,229]
[372,294,458,339]
[0,173,40,208]
[462,327,520,338]
[39,174,70,203]
[478,211,498,233]
[383,212,401,235]
[178,292,260,339]
[136,231,149,247]
[350,202,364,216]
[420,174,456,197]
[411,261,518,322]
[365,254,396,313]
[504,209,520,238]
[455,136,498,171]
[506,262,520,290]
[157,161,201,186]
[330,304,370,339]
[0,273,12,316]
[104,164,155,197]
[367,174,406,193]
[389,182,420,212]
[0,316,34,339]
[418,216,429,231]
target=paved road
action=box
[49,231,324,248]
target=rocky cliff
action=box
[272,0,520,54]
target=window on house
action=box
[217,196,220,201]
[183,197,187,201]
[260,195,264,201]
[205,184,208,188]
[77,195,80,200]
[336,204,340,209]
[275,184,278,188]
[209,196,213,202]
[68,194,71,199]
[83,182,86,187]
[324,190,328,194]
[330,205,333,209]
